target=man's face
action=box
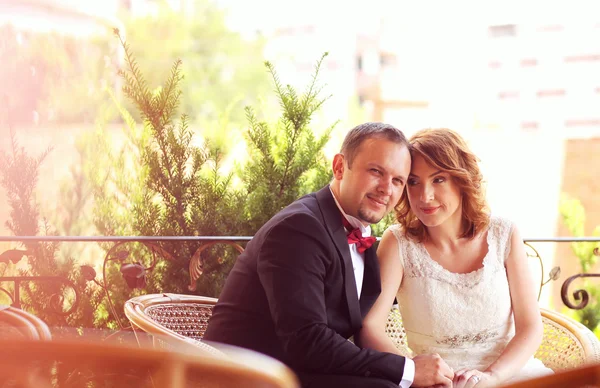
[332,137,411,226]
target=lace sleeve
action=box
[504,225,515,264]
[387,224,406,270]
[492,216,515,264]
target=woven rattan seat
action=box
[125,294,221,356]
[535,309,600,370]
[144,303,213,340]
[125,294,216,340]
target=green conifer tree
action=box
[242,54,335,231]
[0,129,103,334]
[40,30,339,328]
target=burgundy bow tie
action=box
[342,217,376,253]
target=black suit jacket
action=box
[204,186,406,383]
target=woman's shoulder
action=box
[382,224,421,251]
[487,214,518,255]
[384,223,403,234]
[379,224,404,245]
[488,214,516,234]
[379,224,412,267]
[382,223,410,242]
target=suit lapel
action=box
[359,245,382,317]
[315,187,362,330]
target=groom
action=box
[205,122,453,387]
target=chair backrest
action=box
[124,293,221,356]
[125,293,217,339]
[0,305,52,341]
[0,338,300,388]
[535,308,600,370]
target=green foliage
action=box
[7,13,335,329]
[121,1,271,126]
[242,54,335,230]
[83,89,153,238]
[0,131,51,236]
[73,29,334,326]
[0,129,104,334]
[116,30,202,238]
[0,25,117,125]
[371,212,397,238]
[559,195,600,331]
[560,196,600,272]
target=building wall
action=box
[482,21,600,137]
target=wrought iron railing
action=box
[0,235,599,326]
[0,236,251,328]
[521,237,600,311]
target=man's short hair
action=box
[340,122,409,168]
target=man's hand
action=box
[411,353,454,387]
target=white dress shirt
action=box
[330,189,415,388]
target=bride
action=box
[357,128,553,387]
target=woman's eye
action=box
[407,179,418,186]
[433,177,446,184]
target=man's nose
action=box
[377,178,393,195]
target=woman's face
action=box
[406,154,462,228]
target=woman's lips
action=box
[420,206,440,215]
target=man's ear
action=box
[332,154,345,180]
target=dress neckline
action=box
[416,220,493,278]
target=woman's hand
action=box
[453,369,497,388]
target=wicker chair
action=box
[124,293,219,355]
[0,305,52,341]
[124,293,298,387]
[536,308,600,370]
[125,293,600,372]
[0,337,300,388]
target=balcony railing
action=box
[1,235,599,330]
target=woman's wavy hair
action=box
[395,128,490,241]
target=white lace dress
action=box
[389,216,553,383]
